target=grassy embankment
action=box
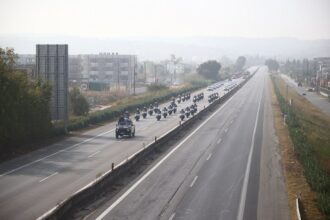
[271,75,330,219]
[60,82,208,132]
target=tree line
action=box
[197,56,247,80]
[0,48,53,152]
[281,59,318,80]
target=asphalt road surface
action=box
[0,71,250,220]
[281,74,330,117]
[88,67,289,220]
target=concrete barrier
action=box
[40,69,257,220]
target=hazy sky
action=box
[0,0,329,39]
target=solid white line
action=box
[95,87,241,220]
[0,129,115,178]
[190,176,198,187]
[39,75,253,220]
[88,151,100,158]
[169,213,176,220]
[236,94,262,220]
[206,153,212,161]
[217,138,222,145]
[39,172,58,183]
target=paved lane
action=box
[89,67,288,220]
[0,70,252,220]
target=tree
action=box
[265,59,279,72]
[197,60,221,80]
[0,48,52,150]
[69,87,89,116]
[234,56,246,72]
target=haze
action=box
[0,0,330,60]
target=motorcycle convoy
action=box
[116,91,209,138]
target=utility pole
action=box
[133,63,136,95]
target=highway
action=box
[0,71,247,220]
[87,67,290,220]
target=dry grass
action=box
[275,76,330,173]
[270,77,324,220]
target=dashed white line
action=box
[39,172,58,183]
[224,128,228,133]
[94,92,240,220]
[190,176,198,187]
[0,129,115,178]
[88,151,100,158]
[206,153,212,161]
[169,213,176,220]
[217,138,222,145]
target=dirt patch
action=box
[270,77,324,220]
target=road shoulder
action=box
[257,74,290,220]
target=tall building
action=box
[84,53,137,91]
[36,44,68,121]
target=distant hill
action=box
[1,34,329,62]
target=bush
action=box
[69,87,89,116]
[66,85,202,131]
[147,83,168,92]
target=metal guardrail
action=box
[296,193,302,220]
[39,70,258,220]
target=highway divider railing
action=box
[39,69,258,220]
[296,193,302,220]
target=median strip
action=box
[38,69,258,220]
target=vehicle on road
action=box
[142,106,147,118]
[179,109,185,121]
[162,107,168,118]
[115,117,135,138]
[156,109,161,121]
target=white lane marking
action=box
[169,213,176,220]
[39,172,58,183]
[224,128,228,133]
[190,176,198,187]
[0,129,115,178]
[39,75,253,220]
[236,91,263,220]
[88,151,101,158]
[217,138,222,145]
[230,120,234,124]
[95,87,242,220]
[206,153,212,161]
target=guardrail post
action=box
[155,136,157,142]
[111,162,114,171]
[296,192,302,220]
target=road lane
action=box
[0,70,253,220]
[89,68,265,220]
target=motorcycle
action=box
[168,107,173,115]
[142,111,147,119]
[163,110,168,118]
[180,112,185,121]
[135,113,140,121]
[156,111,161,121]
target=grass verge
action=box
[271,74,330,219]
[54,84,204,132]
